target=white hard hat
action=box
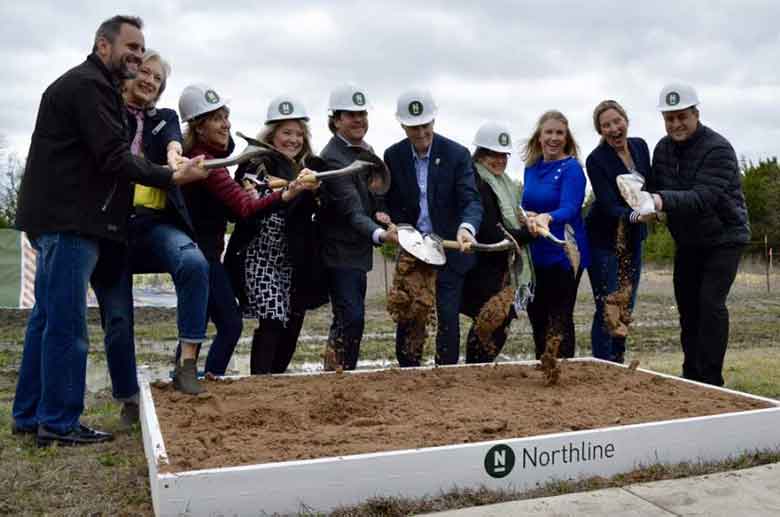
[473,122,513,154]
[395,88,437,126]
[266,95,309,123]
[657,82,700,112]
[328,83,370,114]
[179,83,229,122]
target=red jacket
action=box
[182,142,283,261]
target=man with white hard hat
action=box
[318,83,395,371]
[384,88,483,367]
[647,82,749,386]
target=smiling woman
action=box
[225,94,327,376]
[520,110,589,361]
[584,100,652,364]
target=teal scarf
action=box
[474,162,535,309]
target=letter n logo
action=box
[485,444,515,478]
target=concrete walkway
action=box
[427,462,780,516]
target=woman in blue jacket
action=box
[585,100,651,363]
[521,110,589,359]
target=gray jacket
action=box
[318,135,384,271]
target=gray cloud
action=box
[2,0,780,179]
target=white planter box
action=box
[139,358,780,517]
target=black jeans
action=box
[673,245,743,386]
[527,264,583,359]
[326,267,367,370]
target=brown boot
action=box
[174,358,205,395]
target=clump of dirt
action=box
[604,219,635,337]
[387,251,437,359]
[150,361,774,472]
[539,333,562,385]
[473,285,514,356]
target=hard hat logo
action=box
[352,92,366,106]
[204,90,220,104]
[666,92,680,107]
[498,133,510,146]
[279,101,294,115]
[408,101,424,116]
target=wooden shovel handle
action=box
[441,240,461,250]
[267,178,288,189]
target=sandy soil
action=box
[151,361,772,473]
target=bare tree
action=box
[0,135,25,228]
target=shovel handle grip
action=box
[441,240,462,250]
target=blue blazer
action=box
[384,133,483,273]
[584,137,651,250]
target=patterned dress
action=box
[242,169,294,324]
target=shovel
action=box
[517,206,580,272]
[201,132,276,170]
[255,160,379,189]
[396,224,446,266]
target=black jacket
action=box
[16,53,172,242]
[318,135,384,272]
[461,174,531,317]
[585,137,651,250]
[648,124,750,249]
[225,151,328,311]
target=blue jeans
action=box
[92,219,209,399]
[174,261,242,375]
[587,241,642,362]
[13,233,99,433]
[326,267,367,370]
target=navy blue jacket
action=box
[127,107,196,238]
[384,133,483,274]
[585,137,651,250]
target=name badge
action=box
[151,120,167,135]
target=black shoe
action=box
[37,424,114,447]
[120,402,140,428]
[11,421,37,435]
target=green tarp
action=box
[0,229,21,307]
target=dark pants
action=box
[175,261,243,375]
[396,265,465,366]
[326,267,367,370]
[250,310,305,374]
[465,308,516,364]
[587,240,642,363]
[673,245,743,386]
[527,264,583,359]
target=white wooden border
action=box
[138,358,780,517]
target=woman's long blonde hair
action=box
[521,110,580,167]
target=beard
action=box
[110,53,140,81]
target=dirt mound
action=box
[151,362,773,472]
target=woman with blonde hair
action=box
[520,110,590,359]
[585,100,652,363]
[226,95,328,374]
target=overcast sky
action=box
[2,1,780,181]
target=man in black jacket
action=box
[12,15,207,446]
[648,82,750,386]
[319,84,396,370]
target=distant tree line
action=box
[0,136,25,229]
